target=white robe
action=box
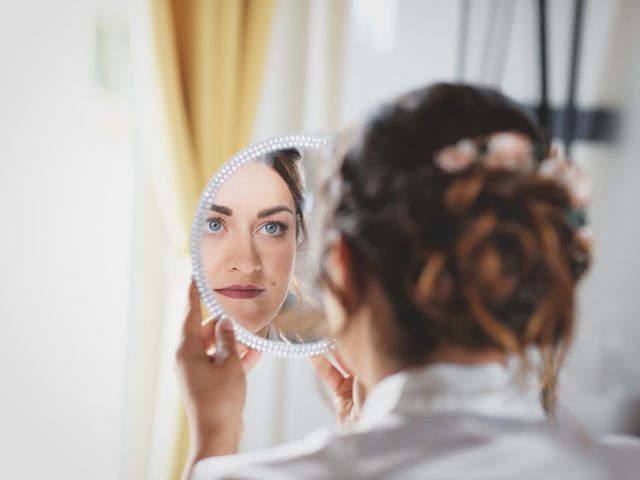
[193,356,637,479]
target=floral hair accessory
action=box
[434,139,477,172]
[434,132,591,240]
[538,154,590,209]
[485,132,536,172]
[435,132,537,174]
[538,152,592,247]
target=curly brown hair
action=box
[317,83,591,411]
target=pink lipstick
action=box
[214,284,265,299]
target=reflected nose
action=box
[225,236,262,274]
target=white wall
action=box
[0,1,133,478]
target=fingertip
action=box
[216,318,235,343]
[188,278,200,306]
[180,280,207,352]
[219,317,233,332]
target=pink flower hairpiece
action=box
[434,132,591,243]
[435,132,537,173]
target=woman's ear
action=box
[324,235,359,313]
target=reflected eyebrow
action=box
[257,205,294,218]
[210,204,232,215]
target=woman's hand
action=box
[202,317,262,373]
[174,280,261,477]
[310,352,366,425]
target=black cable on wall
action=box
[537,0,550,136]
[564,0,586,157]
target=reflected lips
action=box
[214,284,265,299]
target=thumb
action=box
[213,318,239,365]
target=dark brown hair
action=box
[264,148,307,247]
[318,83,591,410]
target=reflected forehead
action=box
[214,161,296,211]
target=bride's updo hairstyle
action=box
[318,83,591,410]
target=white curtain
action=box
[123,1,350,475]
[242,0,350,451]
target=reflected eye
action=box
[205,217,225,234]
[258,221,287,236]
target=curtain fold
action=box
[130,1,276,478]
[241,0,349,452]
[150,0,276,251]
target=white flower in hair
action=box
[539,154,591,208]
[486,132,536,172]
[433,132,590,210]
[434,139,477,172]
[538,150,592,247]
[432,132,592,246]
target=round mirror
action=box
[191,135,335,357]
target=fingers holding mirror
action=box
[191,136,336,357]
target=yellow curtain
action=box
[148,0,276,252]
[146,0,276,477]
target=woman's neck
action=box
[426,345,508,366]
[255,324,270,338]
[367,346,508,390]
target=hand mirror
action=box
[191,135,335,357]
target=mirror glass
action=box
[191,135,335,357]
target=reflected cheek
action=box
[260,242,295,289]
[201,240,225,283]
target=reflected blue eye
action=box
[259,221,287,236]
[205,218,224,234]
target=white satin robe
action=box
[193,357,636,479]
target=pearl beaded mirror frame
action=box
[191,135,336,357]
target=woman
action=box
[202,148,307,341]
[176,83,626,478]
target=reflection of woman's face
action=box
[202,161,297,336]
